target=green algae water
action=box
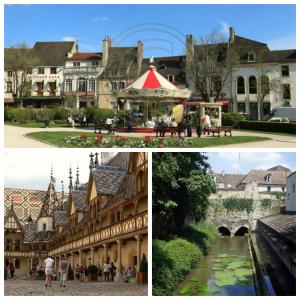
[174,237,256,296]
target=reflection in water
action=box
[174,237,255,296]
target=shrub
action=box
[87,265,98,274]
[53,108,69,120]
[152,238,202,296]
[260,198,271,209]
[182,222,219,254]
[239,121,296,134]
[139,254,148,273]
[87,108,114,122]
[223,197,254,214]
[222,113,245,128]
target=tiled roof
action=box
[259,214,296,244]
[267,165,291,172]
[32,41,76,66]
[214,173,246,189]
[240,169,291,185]
[54,211,69,225]
[72,190,88,211]
[23,222,37,243]
[92,168,126,195]
[67,52,102,60]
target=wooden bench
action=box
[154,126,186,137]
[94,123,115,134]
[202,126,233,137]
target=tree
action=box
[187,31,239,101]
[152,153,216,236]
[4,43,40,106]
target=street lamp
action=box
[119,99,126,128]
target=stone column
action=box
[116,240,122,279]
[135,235,141,272]
[78,250,82,266]
[103,244,107,262]
[70,252,74,270]
[90,247,95,265]
[30,258,33,271]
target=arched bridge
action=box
[212,219,250,237]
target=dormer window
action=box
[247,52,256,62]
[265,174,272,183]
[43,223,47,231]
[167,75,175,83]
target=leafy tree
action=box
[152,153,216,235]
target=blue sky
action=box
[206,152,296,175]
[5,4,296,57]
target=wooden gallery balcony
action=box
[49,211,148,255]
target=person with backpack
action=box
[103,261,111,282]
[59,256,68,287]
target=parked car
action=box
[268,117,290,123]
[264,107,296,122]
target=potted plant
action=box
[138,254,148,284]
[87,264,98,281]
[67,265,74,280]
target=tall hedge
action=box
[239,121,296,134]
[222,113,245,128]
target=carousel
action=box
[114,64,191,129]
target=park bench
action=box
[154,125,186,138]
[202,126,233,137]
[94,122,115,134]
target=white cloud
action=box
[218,20,230,38]
[62,36,78,42]
[91,16,109,22]
[267,34,296,50]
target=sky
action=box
[4,4,296,57]
[4,149,119,191]
[206,152,296,175]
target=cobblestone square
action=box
[5,279,148,296]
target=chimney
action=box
[186,34,194,62]
[229,27,235,44]
[137,40,144,76]
[102,36,112,68]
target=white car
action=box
[267,117,290,123]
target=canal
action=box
[174,237,256,296]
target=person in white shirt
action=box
[44,256,54,287]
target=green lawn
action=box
[25,131,271,148]
[235,129,296,137]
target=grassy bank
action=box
[25,131,270,148]
[152,222,219,296]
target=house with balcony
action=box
[64,52,103,108]
[4,41,77,108]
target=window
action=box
[43,223,46,231]
[281,65,289,77]
[213,76,222,92]
[78,78,87,92]
[89,78,95,92]
[249,76,257,94]
[73,62,80,67]
[6,81,12,93]
[15,240,20,251]
[92,61,99,67]
[65,79,72,92]
[237,77,245,94]
[37,81,44,91]
[15,259,20,269]
[7,70,13,77]
[265,174,272,183]
[119,81,126,89]
[292,184,295,193]
[267,186,271,192]
[112,81,126,90]
[167,75,175,82]
[247,52,256,62]
[38,67,44,74]
[26,68,32,74]
[282,187,285,192]
[282,84,291,99]
[50,67,57,74]
[49,82,56,94]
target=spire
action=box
[69,167,73,191]
[75,166,80,189]
[50,164,53,180]
[89,153,94,169]
[94,152,99,167]
[61,180,65,209]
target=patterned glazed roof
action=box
[72,190,88,211]
[54,211,69,226]
[4,187,64,225]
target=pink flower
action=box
[159,144,164,148]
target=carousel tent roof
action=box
[126,65,179,90]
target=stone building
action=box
[4,41,77,107]
[286,172,296,213]
[206,165,292,235]
[4,152,148,279]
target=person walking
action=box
[186,113,193,137]
[44,256,54,287]
[8,260,15,280]
[110,262,116,282]
[103,261,111,282]
[59,256,68,287]
[75,264,80,281]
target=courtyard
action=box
[4,279,148,296]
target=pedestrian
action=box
[59,256,68,287]
[110,262,116,282]
[186,113,193,137]
[103,261,111,282]
[75,264,80,281]
[79,265,85,282]
[8,260,15,280]
[44,255,54,287]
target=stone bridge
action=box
[211,218,250,237]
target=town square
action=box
[4,4,296,148]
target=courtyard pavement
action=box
[4,124,296,148]
[4,279,148,296]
